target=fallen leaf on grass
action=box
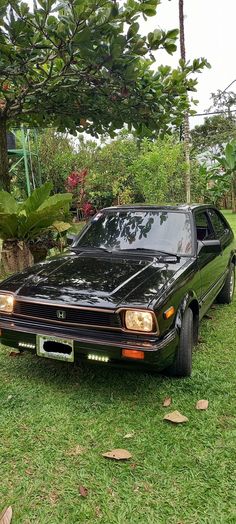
[164,411,188,424]
[67,445,85,456]
[163,396,172,407]
[79,486,88,497]
[7,395,13,401]
[9,351,22,357]
[102,449,132,460]
[0,507,12,524]
[196,399,209,410]
[123,431,135,439]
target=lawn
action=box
[0,212,236,524]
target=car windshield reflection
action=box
[75,210,193,256]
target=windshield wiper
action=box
[71,245,112,253]
[120,248,179,258]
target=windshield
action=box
[75,210,193,256]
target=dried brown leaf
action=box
[102,448,132,460]
[204,314,213,320]
[196,399,209,410]
[79,486,88,497]
[163,396,172,407]
[163,410,188,424]
[0,507,12,524]
[9,351,22,357]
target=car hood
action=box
[0,252,180,309]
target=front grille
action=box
[13,301,122,329]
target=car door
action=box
[194,209,223,314]
[207,208,233,283]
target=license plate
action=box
[36,334,74,362]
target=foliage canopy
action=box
[0,0,208,190]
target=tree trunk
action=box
[179,0,191,203]
[232,174,236,213]
[1,240,33,275]
[0,117,10,192]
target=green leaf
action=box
[127,22,139,40]
[38,192,72,212]
[0,213,18,239]
[52,220,72,232]
[165,42,177,55]
[21,182,53,214]
[0,191,17,214]
[225,143,236,170]
[166,29,179,39]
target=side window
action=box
[208,209,229,238]
[195,211,214,241]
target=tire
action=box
[217,263,235,304]
[167,308,193,377]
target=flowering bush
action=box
[65,168,94,219]
[66,168,88,191]
[82,202,94,218]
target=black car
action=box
[0,205,235,377]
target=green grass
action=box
[223,209,236,232]
[0,212,236,523]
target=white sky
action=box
[141,0,236,126]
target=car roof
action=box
[102,204,215,213]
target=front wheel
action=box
[167,308,193,377]
[217,263,235,304]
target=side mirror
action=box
[67,234,77,246]
[197,239,222,255]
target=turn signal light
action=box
[163,306,175,320]
[122,349,144,360]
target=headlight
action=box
[0,294,14,313]
[124,310,156,333]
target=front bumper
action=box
[0,315,178,371]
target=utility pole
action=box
[179,0,191,203]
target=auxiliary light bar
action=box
[87,354,109,363]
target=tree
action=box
[215,141,236,213]
[131,137,186,203]
[0,0,208,191]
[38,129,75,192]
[191,115,236,157]
[87,131,140,206]
[209,89,236,119]
[179,0,191,203]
